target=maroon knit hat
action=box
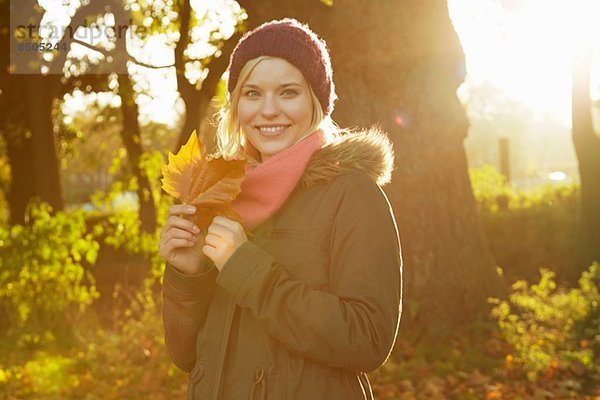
[227,18,337,116]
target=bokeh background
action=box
[1,0,600,398]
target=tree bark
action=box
[2,0,65,221]
[0,58,33,224]
[2,130,34,225]
[572,34,600,266]
[113,3,157,233]
[0,77,36,225]
[1,75,64,222]
[24,75,64,214]
[116,74,157,233]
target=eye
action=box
[244,90,260,97]
[282,88,298,97]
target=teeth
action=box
[259,126,287,132]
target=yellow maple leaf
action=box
[160,131,246,230]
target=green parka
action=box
[162,128,402,399]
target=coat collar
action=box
[300,126,395,188]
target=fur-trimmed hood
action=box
[301,126,395,188]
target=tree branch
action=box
[128,55,175,69]
[71,38,109,57]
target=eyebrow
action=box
[242,82,303,89]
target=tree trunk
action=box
[1,77,36,225]
[237,0,505,333]
[23,76,64,214]
[112,3,157,233]
[0,75,65,222]
[2,130,35,225]
[2,0,65,221]
[117,74,157,233]
[572,34,600,266]
[1,0,110,223]
[173,0,198,147]
[0,72,33,224]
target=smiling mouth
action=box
[256,125,290,136]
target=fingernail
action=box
[193,226,200,233]
[188,206,196,213]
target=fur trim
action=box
[301,126,395,188]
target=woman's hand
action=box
[158,205,208,275]
[202,216,248,271]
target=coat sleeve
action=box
[216,173,403,372]
[161,261,218,372]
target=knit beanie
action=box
[227,18,337,116]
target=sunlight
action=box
[449,0,600,185]
[54,0,240,129]
[449,0,600,126]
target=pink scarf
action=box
[232,130,324,230]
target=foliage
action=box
[0,152,10,224]
[371,319,600,399]
[65,285,185,399]
[57,90,182,205]
[0,285,186,400]
[470,164,578,213]
[69,150,187,398]
[57,90,125,204]
[85,149,174,284]
[160,131,246,230]
[470,165,580,282]
[490,264,600,381]
[1,158,597,399]
[0,201,99,348]
[0,149,187,399]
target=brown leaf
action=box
[160,131,246,230]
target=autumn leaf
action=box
[160,131,246,230]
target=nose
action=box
[260,94,280,118]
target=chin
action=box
[256,142,293,159]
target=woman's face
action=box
[237,57,313,162]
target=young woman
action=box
[158,18,402,400]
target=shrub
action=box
[65,149,185,398]
[490,263,600,381]
[0,201,99,348]
[470,165,580,282]
[0,150,186,399]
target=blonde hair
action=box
[214,56,340,162]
